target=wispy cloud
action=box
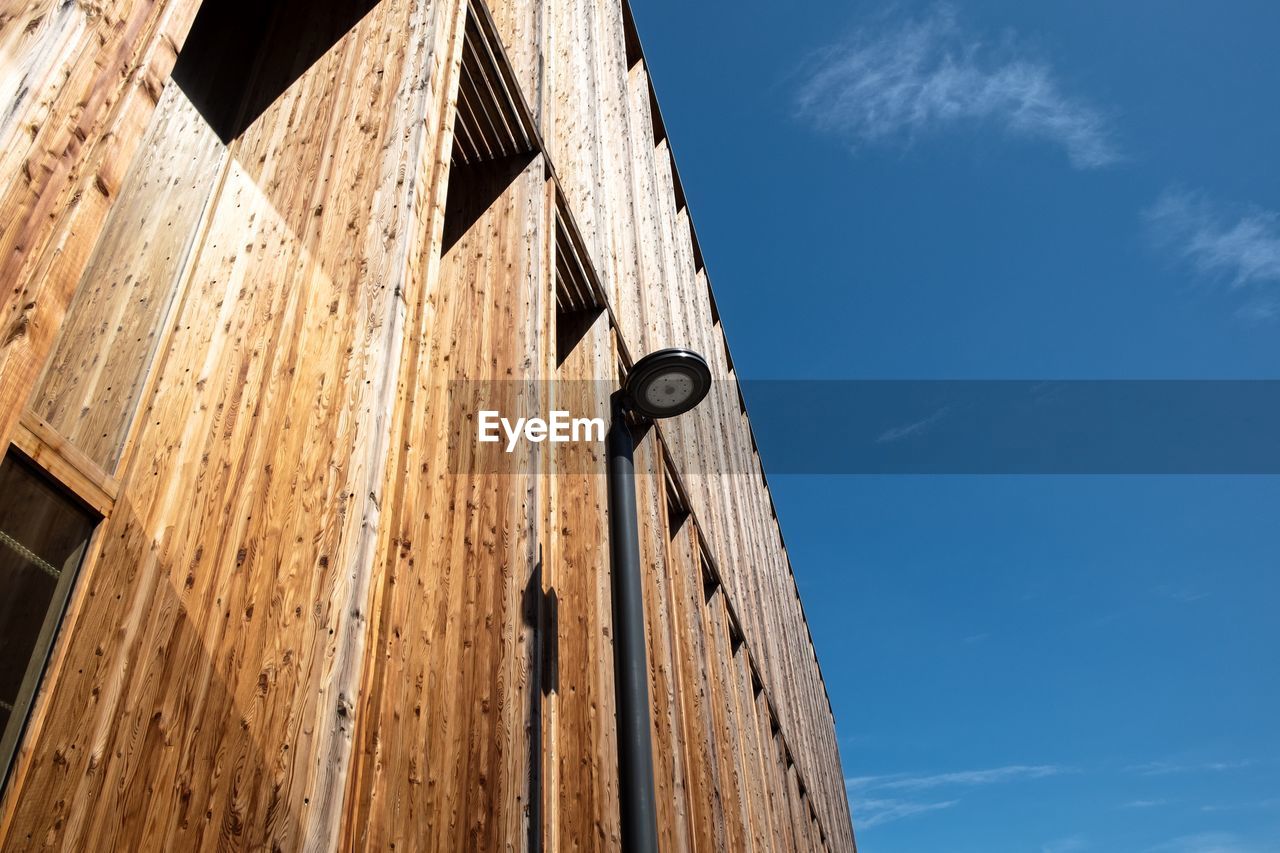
[1201,798,1280,813]
[848,763,1067,792]
[1236,300,1280,322]
[877,405,951,443]
[1126,759,1254,777]
[847,763,1065,831]
[1154,583,1208,604]
[1123,799,1169,809]
[852,796,958,829]
[794,4,1121,168]
[1145,832,1266,853]
[1144,189,1280,318]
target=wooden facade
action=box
[0,0,856,849]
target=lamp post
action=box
[607,348,712,853]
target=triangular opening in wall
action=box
[441,2,542,254]
[664,468,689,537]
[620,0,645,71]
[553,195,606,366]
[173,0,382,143]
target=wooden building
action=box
[0,0,856,849]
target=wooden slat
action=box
[450,2,540,168]
[460,40,512,158]
[554,220,600,313]
[10,410,119,519]
[635,433,693,851]
[544,297,620,851]
[348,152,547,850]
[666,520,727,852]
[705,584,753,849]
[0,0,201,472]
[26,83,226,474]
[466,2,537,149]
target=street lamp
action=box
[623,348,713,419]
[608,348,711,853]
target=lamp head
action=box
[624,348,712,419]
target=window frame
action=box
[0,409,116,792]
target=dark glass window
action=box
[0,452,97,786]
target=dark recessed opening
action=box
[700,554,719,604]
[555,306,602,369]
[552,204,604,372]
[172,0,382,143]
[628,419,652,447]
[620,0,644,71]
[441,152,538,255]
[647,84,667,146]
[664,474,688,538]
[665,498,689,539]
[729,615,744,654]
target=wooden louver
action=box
[451,3,539,166]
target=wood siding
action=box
[0,0,857,850]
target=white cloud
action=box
[1237,299,1280,323]
[1144,190,1280,296]
[876,405,951,443]
[1126,759,1254,777]
[846,763,1066,830]
[794,4,1121,168]
[848,763,1066,792]
[1201,798,1280,813]
[1154,583,1208,604]
[1145,832,1265,853]
[852,796,958,829]
[1123,799,1169,809]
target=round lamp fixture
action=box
[624,348,712,419]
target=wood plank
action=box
[0,0,201,454]
[704,585,752,850]
[11,410,119,518]
[634,435,691,851]
[348,150,546,851]
[544,298,620,849]
[26,84,225,473]
[666,521,726,852]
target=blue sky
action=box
[633,1,1280,851]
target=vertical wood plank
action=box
[0,0,202,453]
[26,85,225,473]
[348,149,546,851]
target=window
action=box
[0,451,98,787]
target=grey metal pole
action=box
[606,393,660,853]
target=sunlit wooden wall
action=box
[0,0,856,849]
